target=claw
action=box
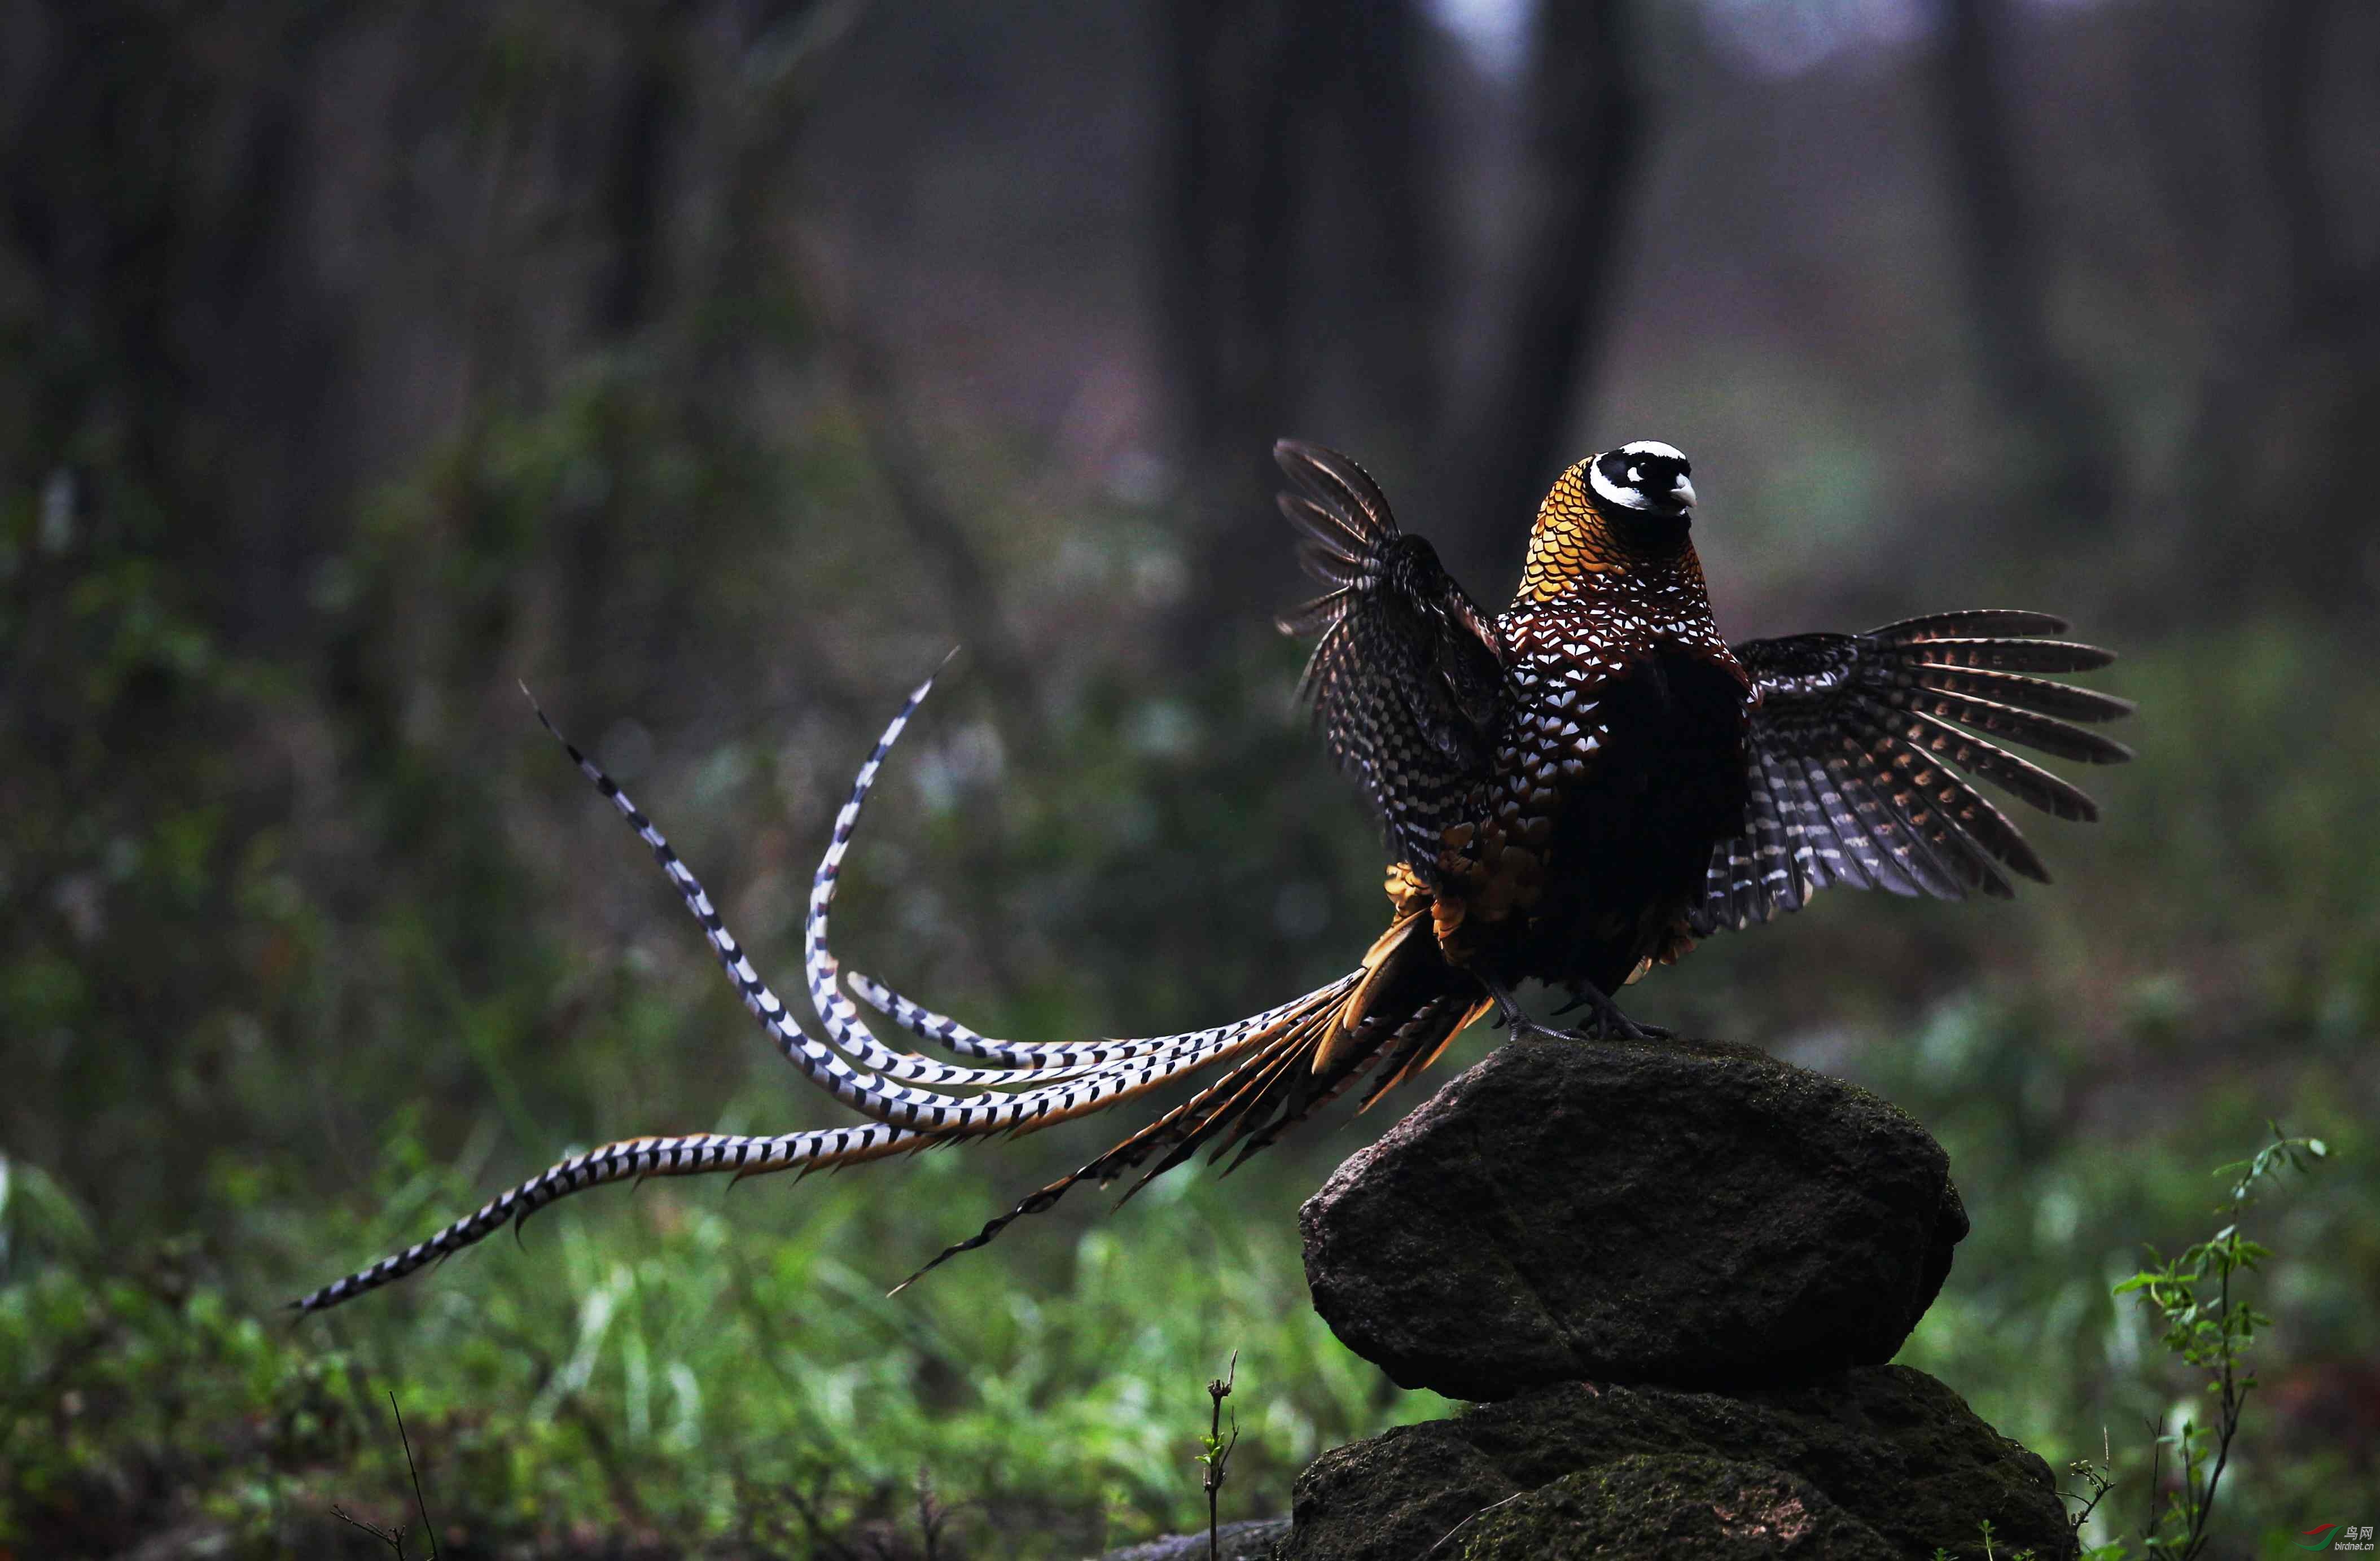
[1484,974,1669,1043]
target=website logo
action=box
[2301,1524,2377,1554]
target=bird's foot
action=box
[1548,984,1674,1041]
[1487,980,1671,1043]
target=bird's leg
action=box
[1479,977,1594,1043]
[1481,975,1671,1043]
[1550,981,1674,1041]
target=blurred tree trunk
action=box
[593,0,696,337]
[835,317,1036,721]
[1159,0,1301,667]
[1928,0,2118,531]
[1,1,345,655]
[2260,0,2352,330]
[563,0,693,695]
[1433,0,1645,595]
[0,0,867,1224]
[2173,0,2380,612]
[1303,0,1443,465]
[1157,0,1442,665]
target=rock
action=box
[1094,1518,1292,1559]
[1300,1038,1967,1400]
[1273,1366,2074,1561]
[1278,1037,2062,1555]
[1453,1455,1897,1559]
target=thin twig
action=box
[1420,1490,1528,1560]
[773,1467,864,1561]
[331,1505,406,1558]
[329,1392,441,1559]
[2140,1411,2164,1551]
[389,1391,441,1560]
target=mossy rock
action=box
[1453,1454,1899,1558]
[1277,1367,2072,1561]
[1095,1518,1294,1560]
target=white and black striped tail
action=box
[296,665,1378,1313]
[292,1122,918,1313]
[290,968,1365,1313]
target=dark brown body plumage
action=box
[1512,634,1751,996]
[1276,439,2129,1046]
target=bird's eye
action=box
[1626,468,1641,484]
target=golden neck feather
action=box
[1516,462,1700,604]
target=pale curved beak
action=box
[1671,476,1697,510]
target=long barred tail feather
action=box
[525,681,1111,1120]
[1135,985,1452,1187]
[1213,1007,1441,1174]
[1216,985,1488,1175]
[889,953,1486,1295]
[839,968,1187,1071]
[712,667,1204,1089]
[293,1122,923,1313]
[531,673,1239,1132]
[293,968,1365,1313]
[801,687,1282,1077]
[887,999,1348,1296]
[1115,1008,1335,1197]
[301,664,1470,1316]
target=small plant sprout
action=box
[2110,1125,2326,1560]
[2063,1427,2117,1538]
[1198,1350,1241,1561]
[914,1465,954,1561]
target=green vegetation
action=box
[4,550,2373,1555]
[1923,1130,2335,1561]
[5,245,2374,1559]
[3,1141,1430,1556]
[6,5,2371,1556]
[2100,1131,2327,1558]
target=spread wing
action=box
[1690,610,2132,935]
[1273,440,1507,880]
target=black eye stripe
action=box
[1596,448,1691,495]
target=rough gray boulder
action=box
[1274,1367,2074,1561]
[1300,1037,1967,1400]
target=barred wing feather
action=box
[1274,440,1507,882]
[1692,610,2132,935]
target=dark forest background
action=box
[2,1,2376,1556]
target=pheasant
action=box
[296,440,2130,1313]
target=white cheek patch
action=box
[1589,459,1654,511]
